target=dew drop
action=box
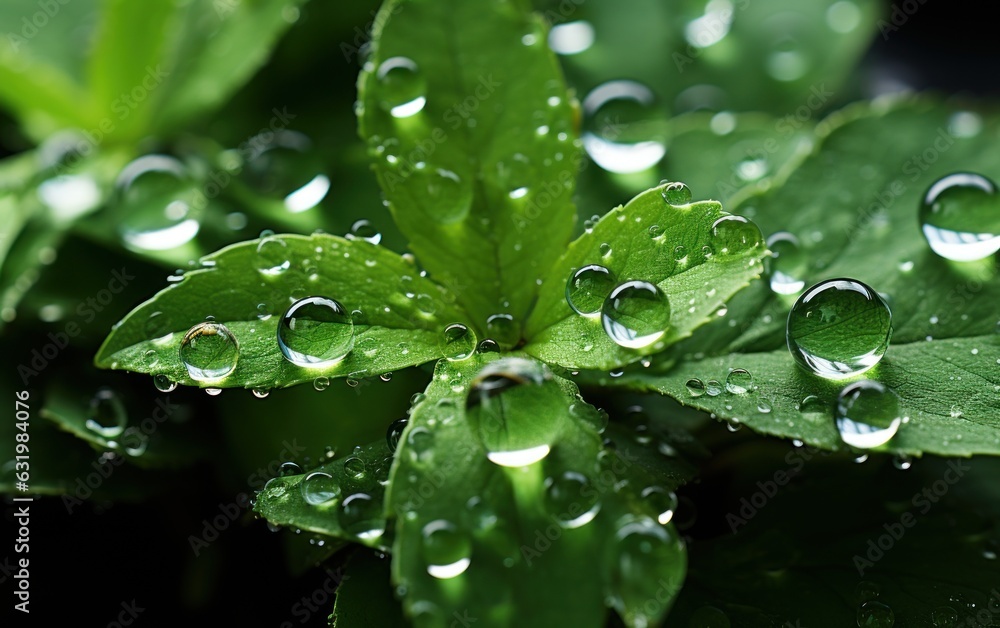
[641,485,678,525]
[725,368,753,394]
[544,471,600,528]
[153,374,177,393]
[422,520,472,579]
[86,388,127,438]
[660,181,692,205]
[857,600,894,628]
[339,493,385,540]
[766,232,807,295]
[786,279,892,380]
[920,172,1000,262]
[278,296,354,367]
[706,380,722,396]
[836,380,903,450]
[582,80,667,174]
[711,215,764,256]
[179,322,239,381]
[386,418,408,452]
[566,265,617,316]
[601,280,670,349]
[347,219,382,245]
[376,57,427,118]
[441,323,477,361]
[485,313,518,348]
[301,471,340,505]
[115,155,202,252]
[256,235,291,275]
[686,378,706,397]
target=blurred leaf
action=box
[331,551,408,627]
[95,232,470,389]
[358,0,578,330]
[524,183,765,370]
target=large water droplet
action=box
[919,172,1000,262]
[86,388,127,438]
[544,471,600,528]
[256,235,291,276]
[686,378,706,397]
[422,520,472,579]
[278,296,354,367]
[786,279,892,380]
[180,322,239,381]
[660,181,692,205]
[339,493,385,540]
[601,281,671,349]
[153,374,177,393]
[766,232,807,295]
[485,313,518,348]
[725,368,753,394]
[711,215,763,256]
[301,471,340,505]
[386,418,408,452]
[242,131,329,212]
[466,358,559,467]
[836,380,902,450]
[582,80,667,174]
[377,57,427,118]
[566,265,617,316]
[115,155,202,251]
[441,323,477,361]
[609,517,686,628]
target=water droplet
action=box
[86,388,127,438]
[339,493,385,540]
[252,387,270,398]
[566,265,617,316]
[386,418,408,452]
[422,520,471,579]
[347,219,382,245]
[931,606,958,627]
[706,380,723,396]
[485,313,518,348]
[153,374,177,393]
[407,427,435,464]
[757,400,772,414]
[711,215,764,256]
[786,279,892,380]
[544,471,600,528]
[641,485,678,525]
[313,376,331,391]
[466,358,558,467]
[115,155,202,252]
[725,368,753,394]
[256,235,291,275]
[278,461,302,476]
[582,80,667,174]
[548,20,595,55]
[476,338,500,354]
[856,580,880,602]
[660,181,692,205]
[278,296,354,367]
[377,57,427,118]
[685,378,706,397]
[766,232,807,295]
[242,131,329,212]
[609,517,686,627]
[601,281,670,349]
[301,471,340,505]
[464,497,498,531]
[343,457,367,481]
[441,323,477,361]
[836,380,902,450]
[180,322,239,381]
[857,600,894,628]
[920,172,1000,262]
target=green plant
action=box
[4,0,1000,625]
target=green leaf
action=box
[386,354,691,628]
[254,438,394,550]
[607,99,1000,456]
[358,0,578,330]
[670,454,1000,626]
[332,551,408,627]
[523,182,766,370]
[95,232,470,389]
[39,381,207,469]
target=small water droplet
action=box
[441,323,477,361]
[566,265,617,316]
[582,80,667,174]
[347,219,382,244]
[386,418,408,452]
[153,374,177,393]
[422,520,472,579]
[857,600,894,628]
[660,181,692,205]
[301,471,340,505]
[836,381,902,450]
[601,280,670,349]
[377,57,427,118]
[278,296,354,367]
[180,322,239,381]
[766,232,807,295]
[711,215,763,255]
[252,387,270,398]
[115,155,202,252]
[920,172,1000,262]
[86,388,127,438]
[706,380,722,396]
[725,368,753,394]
